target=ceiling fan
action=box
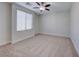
[33,2,51,12]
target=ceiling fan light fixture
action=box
[40,6,45,11]
[34,2,51,12]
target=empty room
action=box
[0,2,79,57]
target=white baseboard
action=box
[11,32,70,44]
[12,34,35,44]
[0,41,11,46]
[39,32,70,38]
[71,38,79,56]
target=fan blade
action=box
[33,7,39,9]
[41,2,44,5]
[45,4,51,7]
[45,8,50,11]
[36,2,40,6]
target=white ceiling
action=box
[15,2,72,15]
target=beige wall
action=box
[39,12,70,37]
[12,3,39,43]
[0,3,11,45]
[0,3,39,45]
[70,2,79,55]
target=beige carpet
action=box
[0,34,78,57]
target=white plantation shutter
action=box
[26,13,33,30]
[16,9,33,31]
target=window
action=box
[17,10,33,31]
